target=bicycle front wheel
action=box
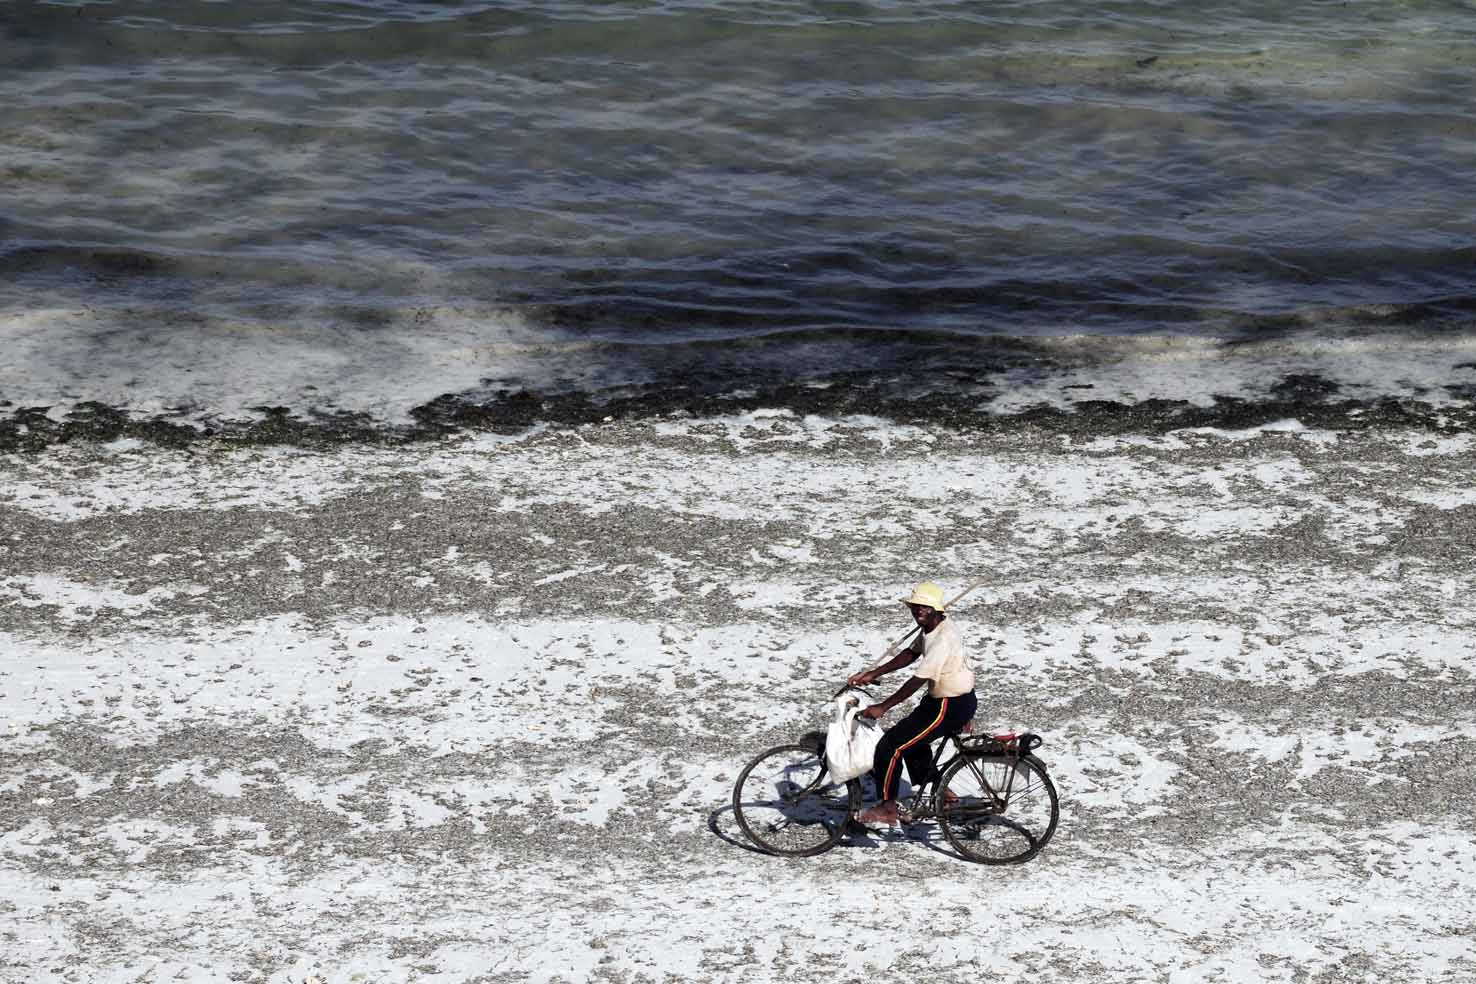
[938,755,1059,864]
[732,743,860,857]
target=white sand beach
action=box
[3,413,1474,983]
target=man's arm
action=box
[861,675,926,719]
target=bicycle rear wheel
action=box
[732,743,860,857]
[938,755,1059,864]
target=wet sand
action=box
[3,413,1474,982]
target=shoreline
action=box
[4,378,1476,454]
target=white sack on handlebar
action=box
[825,691,882,783]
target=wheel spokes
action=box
[733,744,857,856]
[940,757,1057,863]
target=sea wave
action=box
[3,298,1475,445]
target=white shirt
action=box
[911,617,974,698]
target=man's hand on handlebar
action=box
[847,670,875,687]
[860,704,886,720]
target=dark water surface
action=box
[3,0,1475,426]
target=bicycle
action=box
[731,687,1059,864]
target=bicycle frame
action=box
[898,733,1018,821]
[825,684,1033,821]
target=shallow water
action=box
[3,1,1475,423]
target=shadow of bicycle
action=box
[710,774,970,860]
[705,803,782,856]
[710,802,980,861]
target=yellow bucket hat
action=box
[900,580,946,610]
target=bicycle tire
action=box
[732,743,861,857]
[937,754,1059,865]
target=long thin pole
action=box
[877,577,989,659]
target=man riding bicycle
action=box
[848,580,978,825]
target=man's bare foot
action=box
[857,802,900,825]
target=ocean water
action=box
[2,0,1475,430]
